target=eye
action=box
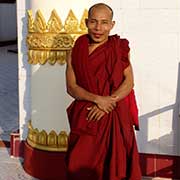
[101,21,108,24]
[89,19,96,23]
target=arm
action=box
[66,50,117,113]
[87,53,134,121]
[111,53,134,101]
[66,50,97,102]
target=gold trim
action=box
[27,121,68,152]
[27,9,88,65]
[47,10,63,33]
[80,9,88,32]
[64,10,79,33]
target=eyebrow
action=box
[89,18,110,21]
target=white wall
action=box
[0,3,17,41]
[17,0,31,139]
[122,1,180,156]
[17,0,180,156]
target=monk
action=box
[65,3,141,180]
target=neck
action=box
[88,39,108,48]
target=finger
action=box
[90,107,103,121]
[106,105,114,113]
[96,113,105,121]
[110,103,116,109]
[87,110,93,120]
[112,102,116,108]
[87,108,97,120]
[102,108,109,113]
[107,107,113,112]
[87,106,95,120]
[105,105,113,113]
[88,111,97,121]
[93,111,101,121]
[87,106,92,110]
[111,95,119,100]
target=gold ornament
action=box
[26,9,88,65]
[27,121,68,152]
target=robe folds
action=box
[66,34,142,180]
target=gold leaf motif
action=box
[27,121,68,152]
[64,9,79,33]
[27,9,87,65]
[47,51,56,65]
[28,50,40,65]
[32,128,39,143]
[39,130,47,145]
[27,50,68,65]
[34,10,46,33]
[47,9,63,33]
[56,51,67,65]
[38,51,47,65]
[27,10,34,33]
[58,131,68,148]
[48,130,57,146]
[79,9,88,32]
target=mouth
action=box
[93,33,102,38]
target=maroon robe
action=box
[66,34,141,180]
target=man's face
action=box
[86,6,115,44]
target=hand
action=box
[94,95,118,113]
[87,105,106,121]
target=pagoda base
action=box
[23,141,67,180]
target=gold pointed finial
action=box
[27,9,88,65]
[79,9,88,32]
[64,9,79,33]
[47,9,63,33]
[27,10,34,33]
[34,10,47,33]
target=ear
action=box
[111,21,115,29]
[85,18,88,27]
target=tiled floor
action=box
[0,147,172,180]
[0,146,174,179]
[0,148,38,180]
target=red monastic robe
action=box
[66,34,141,180]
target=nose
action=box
[95,22,101,30]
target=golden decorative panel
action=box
[27,121,68,152]
[27,9,88,65]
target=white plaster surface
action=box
[31,64,71,133]
[16,0,180,156]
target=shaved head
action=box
[88,3,114,20]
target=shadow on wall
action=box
[137,62,180,178]
[20,0,31,140]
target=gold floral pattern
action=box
[26,9,88,65]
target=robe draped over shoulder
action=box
[66,34,141,180]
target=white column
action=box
[29,0,90,134]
